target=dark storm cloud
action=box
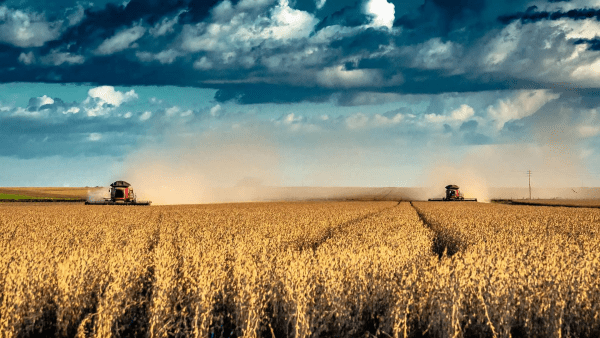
[85,0,186,28]
[393,0,487,42]
[288,0,317,13]
[180,0,230,23]
[2,0,600,104]
[566,89,600,109]
[573,38,600,51]
[498,7,600,25]
[43,0,186,54]
[330,28,392,54]
[395,0,485,28]
[0,43,21,66]
[214,84,336,104]
[315,1,370,30]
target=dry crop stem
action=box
[0,201,599,337]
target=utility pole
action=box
[527,170,532,199]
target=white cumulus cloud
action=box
[87,86,138,107]
[451,104,475,121]
[38,95,54,106]
[136,49,180,64]
[424,104,476,128]
[283,112,302,124]
[373,113,403,126]
[317,65,384,88]
[139,111,152,121]
[210,104,223,117]
[40,50,85,66]
[165,106,180,117]
[88,133,102,141]
[484,21,521,68]
[364,0,395,29]
[95,25,146,55]
[84,86,138,116]
[414,38,461,71]
[578,125,600,138]
[487,90,560,130]
[65,107,80,114]
[194,56,214,69]
[180,0,318,57]
[263,0,318,40]
[18,51,35,65]
[346,113,369,129]
[149,11,185,36]
[0,6,63,47]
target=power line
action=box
[527,170,532,199]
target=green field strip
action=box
[0,193,84,200]
[0,193,41,200]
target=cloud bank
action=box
[1,0,600,104]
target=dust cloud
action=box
[87,187,109,201]
[118,126,283,205]
[420,142,597,201]
[421,164,490,202]
[417,90,600,201]
[114,97,599,204]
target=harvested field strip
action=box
[0,198,86,203]
[508,199,600,208]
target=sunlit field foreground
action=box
[1,202,599,337]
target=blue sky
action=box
[2,0,600,189]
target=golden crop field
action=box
[1,201,599,338]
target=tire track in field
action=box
[410,201,461,258]
[303,202,400,252]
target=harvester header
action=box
[428,184,477,202]
[86,181,151,205]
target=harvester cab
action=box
[445,185,462,200]
[110,181,134,202]
[428,184,477,202]
[85,181,151,205]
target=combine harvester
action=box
[428,185,477,202]
[85,181,151,205]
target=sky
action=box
[2,0,600,191]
